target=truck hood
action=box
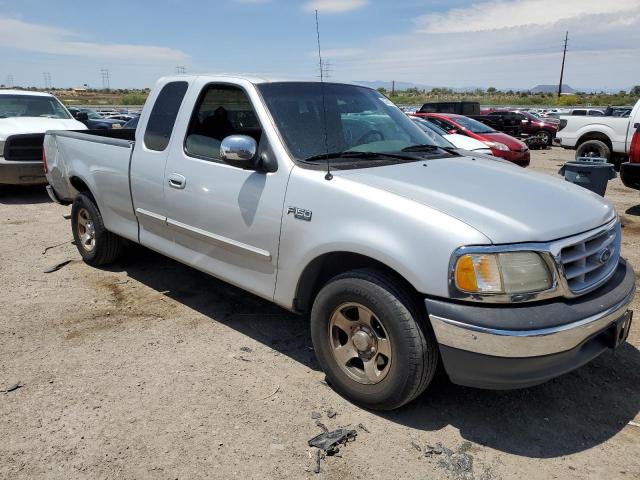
[337,155,615,244]
[0,117,86,139]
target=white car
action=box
[410,116,493,156]
[0,90,86,185]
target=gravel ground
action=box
[1,147,639,480]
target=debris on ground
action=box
[2,382,23,393]
[315,420,329,432]
[240,346,252,353]
[357,423,370,433]
[308,428,357,455]
[311,411,322,419]
[411,441,422,452]
[260,385,280,400]
[62,213,72,220]
[43,259,73,273]
[629,420,640,428]
[314,448,323,474]
[326,408,337,418]
[42,240,71,255]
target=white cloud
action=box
[0,17,189,63]
[303,0,367,14]
[416,0,640,33]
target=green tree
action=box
[630,85,640,96]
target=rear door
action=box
[162,79,291,301]
[131,80,189,252]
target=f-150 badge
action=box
[287,206,312,221]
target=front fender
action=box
[273,167,489,308]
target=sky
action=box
[0,0,639,90]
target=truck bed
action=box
[44,128,138,242]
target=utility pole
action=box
[558,31,568,97]
[42,72,52,89]
[176,65,186,74]
[391,80,395,96]
[6,74,14,88]
[100,68,110,90]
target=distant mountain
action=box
[353,80,434,91]
[531,84,576,94]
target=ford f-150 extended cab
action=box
[556,100,640,165]
[0,90,86,186]
[44,75,635,410]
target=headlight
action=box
[484,141,509,151]
[454,251,552,295]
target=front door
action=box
[162,81,290,301]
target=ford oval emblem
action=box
[598,247,612,264]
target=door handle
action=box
[168,173,186,189]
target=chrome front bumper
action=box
[427,259,635,359]
[430,291,633,358]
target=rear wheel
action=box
[71,193,123,266]
[535,130,552,146]
[310,269,438,410]
[576,139,611,161]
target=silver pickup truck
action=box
[44,75,635,410]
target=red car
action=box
[620,123,640,190]
[414,113,530,167]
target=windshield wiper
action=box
[401,144,440,152]
[303,151,419,162]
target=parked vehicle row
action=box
[412,112,531,166]
[42,75,635,410]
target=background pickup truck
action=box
[45,75,635,410]
[556,99,640,165]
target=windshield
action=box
[82,110,103,119]
[451,115,496,134]
[258,82,438,161]
[410,118,455,149]
[0,95,71,119]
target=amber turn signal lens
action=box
[455,255,478,292]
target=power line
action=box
[558,31,568,97]
[100,68,110,90]
[176,65,186,74]
[42,72,52,89]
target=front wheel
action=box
[576,139,611,161]
[71,193,123,266]
[310,269,438,410]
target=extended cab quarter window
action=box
[184,85,262,162]
[144,81,189,151]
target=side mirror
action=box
[220,135,257,165]
[76,112,89,123]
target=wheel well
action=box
[70,176,91,195]
[293,252,420,313]
[576,132,612,150]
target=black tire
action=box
[71,193,123,266]
[535,130,553,146]
[310,269,438,410]
[576,139,611,161]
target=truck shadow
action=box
[112,247,640,460]
[0,185,51,205]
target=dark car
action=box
[418,101,480,116]
[486,110,557,146]
[122,116,139,129]
[68,107,126,129]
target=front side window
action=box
[258,82,432,161]
[144,81,188,152]
[0,95,71,119]
[184,84,262,162]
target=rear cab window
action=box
[144,81,189,151]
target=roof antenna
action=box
[315,9,332,181]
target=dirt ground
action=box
[1,148,639,480]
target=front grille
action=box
[3,133,46,161]
[560,223,620,293]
